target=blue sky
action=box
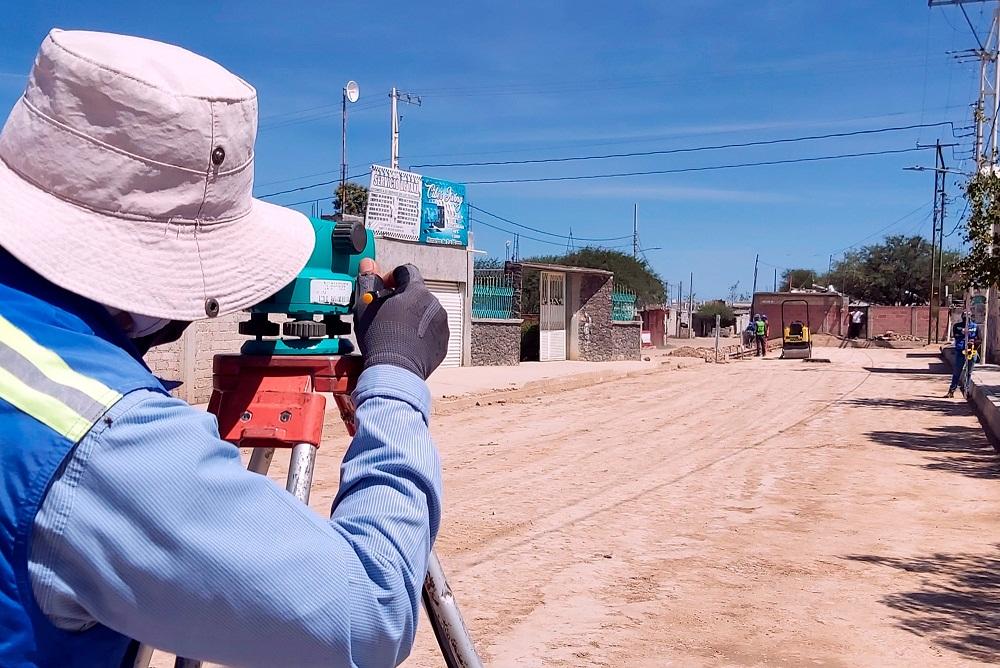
[0,1,987,298]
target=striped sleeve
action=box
[29,366,442,667]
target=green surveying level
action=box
[239,216,374,355]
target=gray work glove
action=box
[354,264,450,380]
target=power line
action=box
[470,205,632,242]
[830,201,934,256]
[256,171,370,199]
[945,198,970,238]
[255,158,389,189]
[410,122,956,169]
[258,99,387,132]
[462,147,928,185]
[469,217,580,248]
[960,3,986,52]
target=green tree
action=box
[780,268,818,291]
[696,300,736,327]
[953,170,1000,288]
[528,248,666,304]
[824,235,960,305]
[517,248,665,314]
[334,182,369,216]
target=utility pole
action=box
[688,272,694,339]
[935,0,1000,359]
[928,140,944,344]
[389,87,421,169]
[752,253,759,296]
[340,81,359,214]
[632,204,639,258]
[677,281,683,337]
[390,87,398,169]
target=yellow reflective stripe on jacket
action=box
[0,315,120,406]
[0,314,122,441]
[0,365,93,442]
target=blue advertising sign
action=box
[419,176,468,247]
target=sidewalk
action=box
[940,345,1000,451]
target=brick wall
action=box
[142,312,244,404]
[867,306,952,340]
[471,318,522,366]
[752,292,847,338]
[144,338,183,395]
[577,274,615,361]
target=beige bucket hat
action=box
[0,29,313,320]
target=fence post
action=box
[714,314,720,362]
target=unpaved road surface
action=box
[157,347,999,667]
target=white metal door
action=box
[426,281,464,367]
[539,271,567,361]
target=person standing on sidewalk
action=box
[947,313,979,398]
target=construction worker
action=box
[754,314,767,356]
[0,30,448,667]
[947,312,979,398]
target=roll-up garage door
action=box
[425,281,464,367]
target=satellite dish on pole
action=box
[344,80,360,103]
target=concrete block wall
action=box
[144,338,184,397]
[471,318,522,366]
[142,312,244,404]
[189,313,244,403]
[577,275,615,361]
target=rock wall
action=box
[577,274,615,361]
[611,321,641,361]
[471,318,522,366]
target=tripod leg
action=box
[286,442,317,504]
[247,447,275,475]
[422,552,483,668]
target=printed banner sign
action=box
[419,176,468,247]
[364,165,422,241]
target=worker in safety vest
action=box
[0,30,448,667]
[754,314,767,357]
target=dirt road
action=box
[154,346,998,667]
[397,346,998,667]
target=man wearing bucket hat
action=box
[0,29,449,667]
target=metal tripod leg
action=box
[286,442,317,503]
[423,551,482,668]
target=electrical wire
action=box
[945,199,970,238]
[829,201,934,256]
[256,171,371,199]
[470,205,633,242]
[470,217,580,248]
[463,147,928,185]
[410,122,955,169]
[960,3,986,52]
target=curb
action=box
[939,346,1000,453]
[431,357,703,416]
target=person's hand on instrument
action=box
[354,259,450,380]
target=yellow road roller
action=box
[781,298,812,360]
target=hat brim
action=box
[0,156,314,321]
